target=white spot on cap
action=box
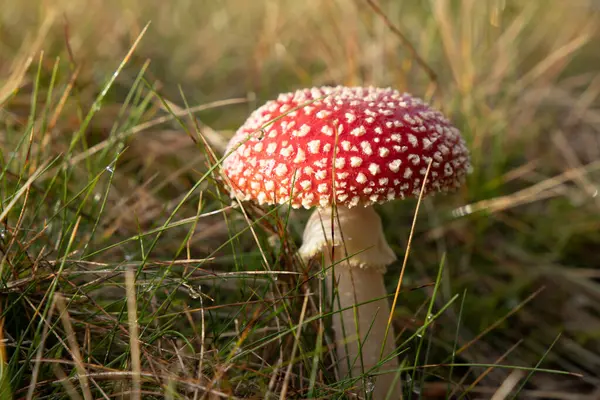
[253,142,263,152]
[315,170,327,180]
[300,180,311,190]
[356,173,367,183]
[350,126,366,137]
[365,117,374,124]
[408,154,420,165]
[316,110,330,119]
[295,124,311,137]
[275,164,288,176]
[407,134,418,147]
[294,149,306,163]
[267,143,277,154]
[302,194,315,208]
[334,158,346,168]
[349,196,360,207]
[350,157,363,167]
[337,193,349,202]
[379,147,390,157]
[360,141,373,155]
[389,159,402,172]
[321,126,333,136]
[368,163,380,175]
[375,127,383,134]
[345,112,356,123]
[341,141,351,151]
[323,143,331,152]
[444,163,454,176]
[404,168,413,178]
[308,140,320,154]
[280,145,293,157]
[337,172,349,179]
[257,192,267,204]
[265,181,274,190]
[317,183,328,193]
[379,177,389,185]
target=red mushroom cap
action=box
[223,86,470,209]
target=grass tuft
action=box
[1,0,599,398]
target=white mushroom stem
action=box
[299,206,401,399]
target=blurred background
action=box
[1,0,600,398]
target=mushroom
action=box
[222,86,471,398]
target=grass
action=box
[1,0,600,398]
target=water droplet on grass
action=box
[142,283,156,293]
[365,377,375,394]
[183,282,200,299]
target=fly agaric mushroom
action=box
[222,86,470,398]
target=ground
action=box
[1,1,600,399]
